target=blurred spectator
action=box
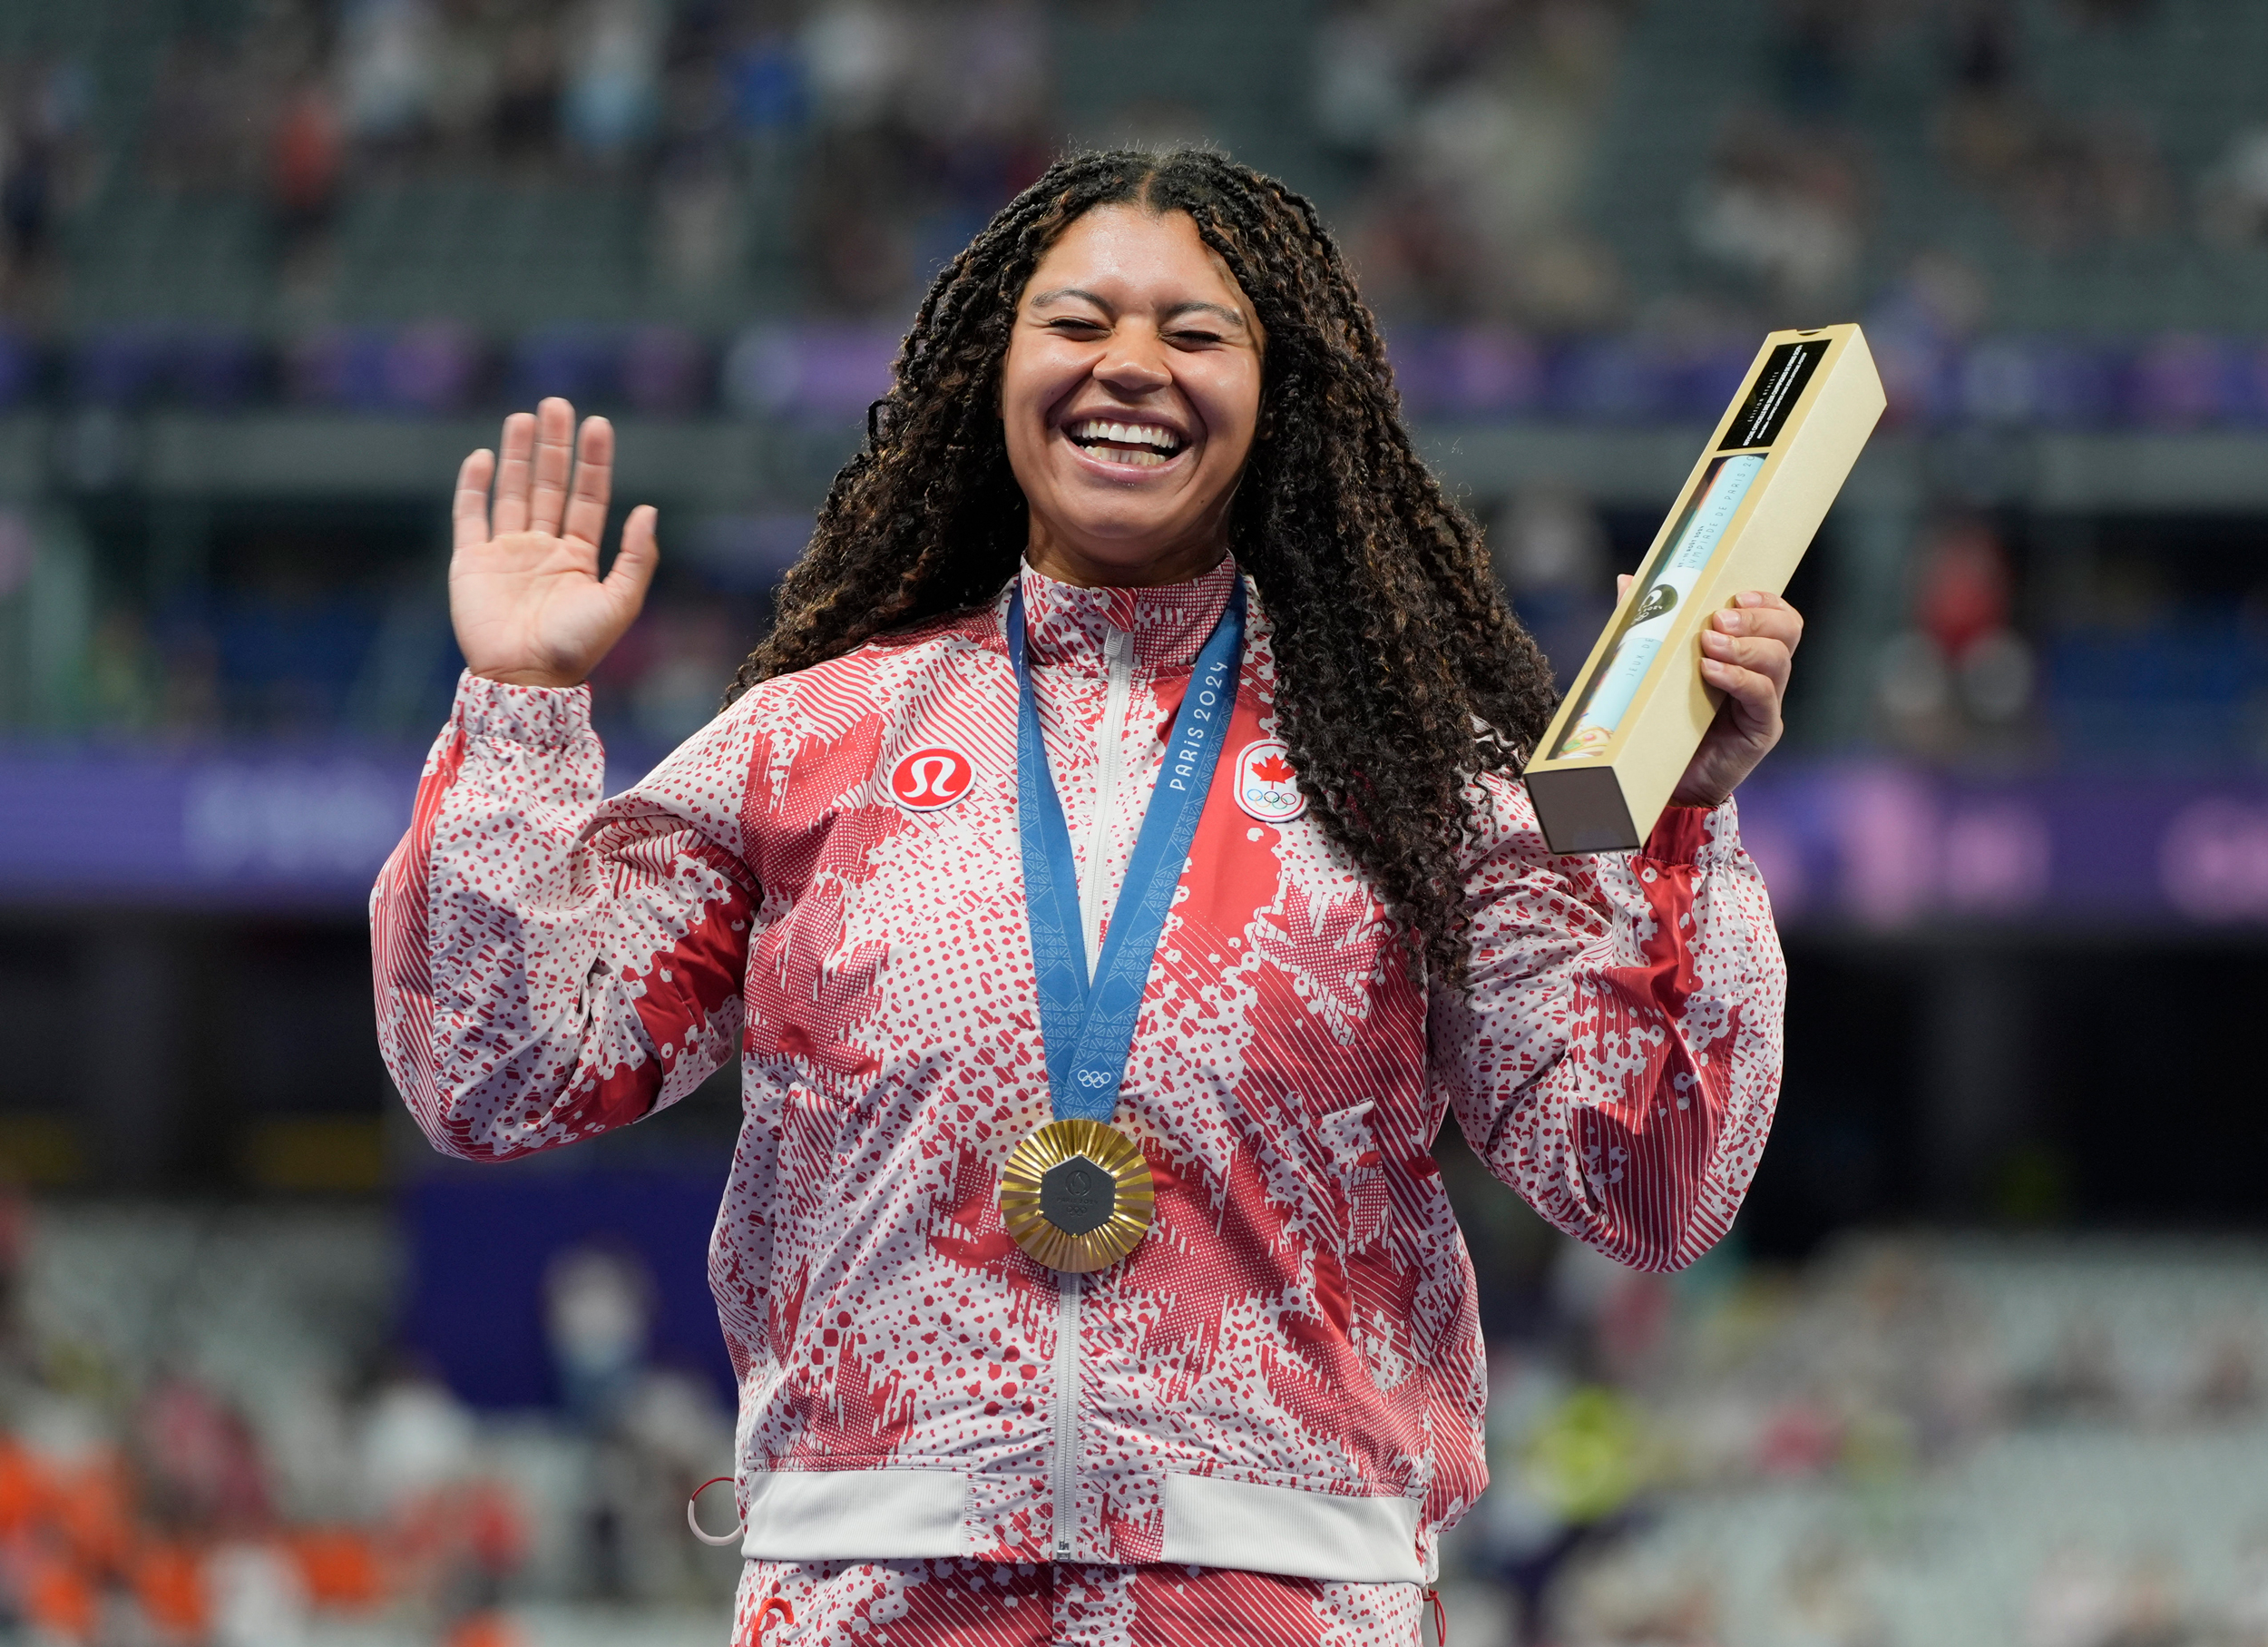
[2190,1332,2261,1421]
[136,1374,273,1534]
[2026,1547,2125,1647]
[0,59,87,310]
[270,82,344,272]
[1878,514,2036,758]
[492,19,562,164]
[1931,0,2171,256]
[1312,1,1413,162]
[1990,110,2171,253]
[206,1541,314,1647]
[1685,109,1867,312]
[787,0,1052,313]
[562,0,665,163]
[544,1244,652,1431]
[361,1370,479,1514]
[1773,0,1862,122]
[339,0,444,158]
[0,118,55,289]
[2198,125,2268,247]
[1325,0,1632,329]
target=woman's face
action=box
[1001,203,1266,588]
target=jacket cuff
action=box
[1640,800,1732,868]
[453,669,596,750]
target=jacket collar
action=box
[1014,555,1238,676]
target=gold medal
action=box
[998,1118,1154,1273]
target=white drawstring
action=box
[688,1475,743,1546]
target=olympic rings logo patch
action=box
[1235,739,1306,823]
[889,745,976,811]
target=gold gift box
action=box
[1521,323,1886,855]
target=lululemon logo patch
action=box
[1235,739,1305,822]
[889,746,975,811]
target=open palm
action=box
[450,397,659,688]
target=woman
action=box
[374,149,1795,1645]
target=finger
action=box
[454,449,495,552]
[1727,591,1804,653]
[1699,656,1783,737]
[493,413,536,535]
[1700,628,1792,695]
[1618,573,1633,601]
[603,505,660,614]
[528,397,576,537]
[563,417,615,553]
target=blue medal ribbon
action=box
[1010,574,1246,1124]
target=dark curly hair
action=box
[728,148,1559,985]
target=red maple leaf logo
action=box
[1250,754,1294,782]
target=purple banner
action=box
[0,744,662,909]
[0,748,424,907]
[1735,763,2268,928]
[1,747,2263,928]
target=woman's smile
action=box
[1060,414,1190,473]
[1001,201,1265,588]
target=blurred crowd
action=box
[1437,1211,2268,1645]
[1316,0,1633,331]
[0,0,2263,335]
[3,0,2268,764]
[3,1176,2265,1647]
[1,0,1057,322]
[0,1193,737,1647]
[1315,0,2256,339]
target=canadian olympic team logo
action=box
[889,745,975,811]
[1235,738,1305,823]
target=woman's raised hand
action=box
[449,397,659,688]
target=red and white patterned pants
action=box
[731,1558,1424,1646]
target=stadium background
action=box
[2,0,2267,1642]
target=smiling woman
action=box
[1002,204,1265,588]
[374,147,1795,1647]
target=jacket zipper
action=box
[1050,1271,1080,1558]
[1053,623,1134,1561]
[1081,626,1135,966]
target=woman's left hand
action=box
[1618,576,1805,809]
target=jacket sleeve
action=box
[1428,775,1784,1271]
[371,672,759,1162]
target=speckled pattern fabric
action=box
[728,1556,1422,1647]
[371,557,1784,1598]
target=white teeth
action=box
[1069,418,1179,453]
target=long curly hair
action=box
[728,148,1559,985]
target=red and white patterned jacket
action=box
[372,558,1784,1586]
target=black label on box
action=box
[1719,338,1829,451]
